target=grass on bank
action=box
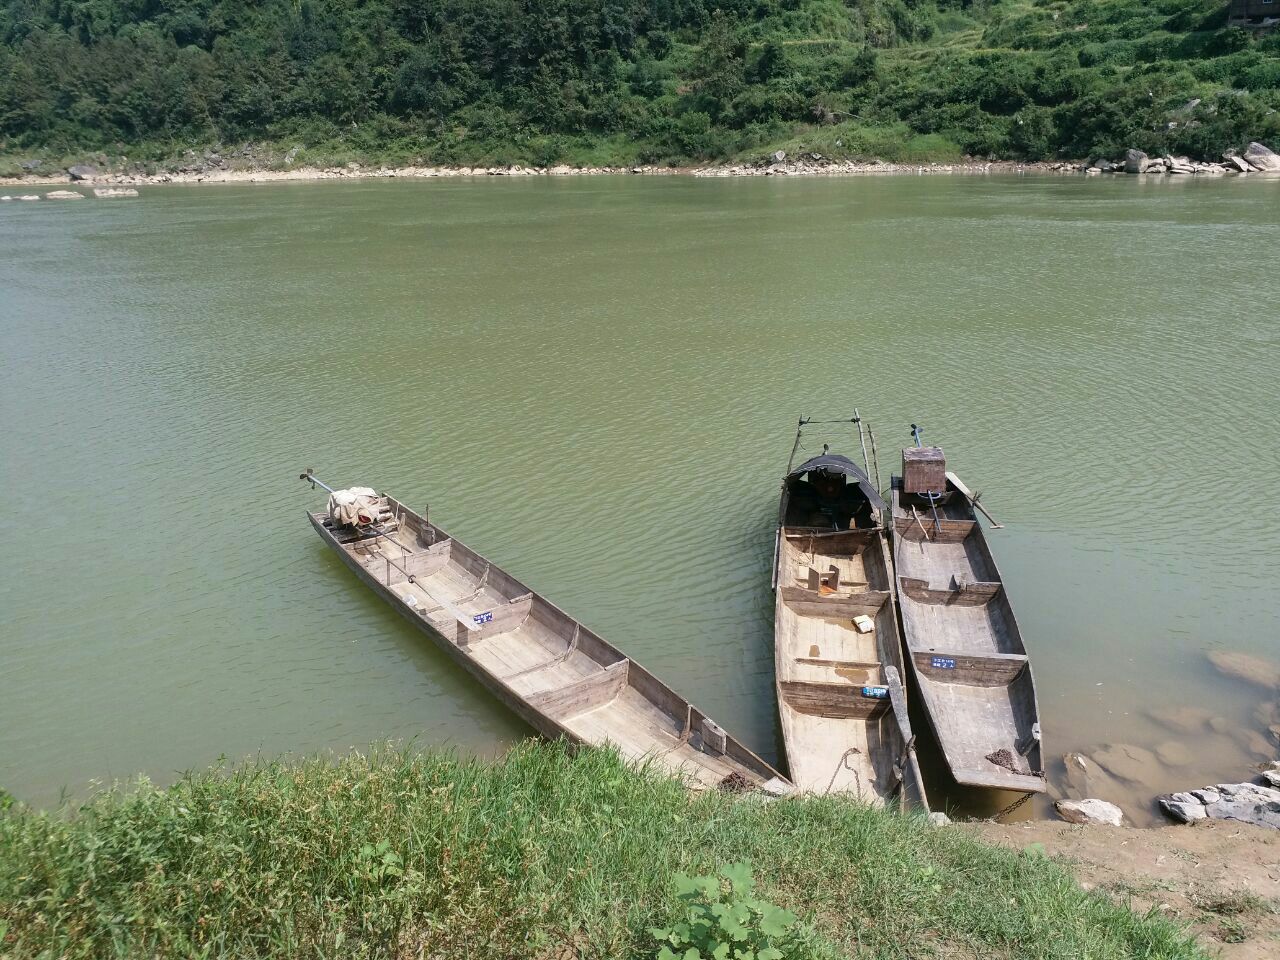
[0,742,1205,959]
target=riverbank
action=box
[0,743,1207,959]
[0,158,1075,187]
[5,156,1274,193]
[972,819,1279,960]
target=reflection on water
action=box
[1,175,1277,821]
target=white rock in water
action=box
[1055,798,1124,826]
[1243,141,1280,172]
[46,190,83,200]
[93,187,138,198]
[16,194,40,201]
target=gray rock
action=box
[1148,706,1214,733]
[19,159,41,171]
[1243,141,1280,172]
[1055,798,1124,826]
[1159,781,1280,828]
[1212,798,1280,828]
[67,164,99,181]
[1062,752,1092,799]
[1094,743,1161,785]
[46,190,84,200]
[1225,154,1253,173]
[1160,798,1207,822]
[93,187,138,198]
[1124,149,1150,174]
[1207,650,1280,690]
[772,150,786,163]
[928,811,952,826]
[1155,741,1194,766]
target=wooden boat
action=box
[771,442,927,809]
[302,475,790,794]
[890,443,1045,794]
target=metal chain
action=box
[994,790,1034,822]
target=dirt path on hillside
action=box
[968,820,1279,959]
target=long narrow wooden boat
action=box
[772,445,927,809]
[303,478,790,794]
[890,444,1045,794]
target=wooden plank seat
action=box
[897,576,1002,606]
[527,661,630,721]
[779,586,890,619]
[779,679,892,719]
[911,649,1029,687]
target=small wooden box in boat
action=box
[309,493,788,794]
[891,474,1045,795]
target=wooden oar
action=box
[944,471,1004,528]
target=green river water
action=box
[2,174,1277,822]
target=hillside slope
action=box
[1,0,1277,167]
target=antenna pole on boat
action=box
[866,420,883,494]
[909,424,944,533]
[784,417,809,476]
[299,468,337,495]
[853,408,872,479]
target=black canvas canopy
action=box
[786,454,886,513]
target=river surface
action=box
[3,175,1277,822]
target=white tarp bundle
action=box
[328,487,382,527]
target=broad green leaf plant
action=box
[650,863,798,960]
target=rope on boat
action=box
[453,562,491,605]
[501,625,581,681]
[824,747,864,799]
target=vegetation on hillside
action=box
[0,743,1206,958]
[1,0,1277,168]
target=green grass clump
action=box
[0,743,1205,959]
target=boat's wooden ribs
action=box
[911,650,1028,687]
[898,577,1002,606]
[527,661,630,720]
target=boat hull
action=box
[890,481,1045,794]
